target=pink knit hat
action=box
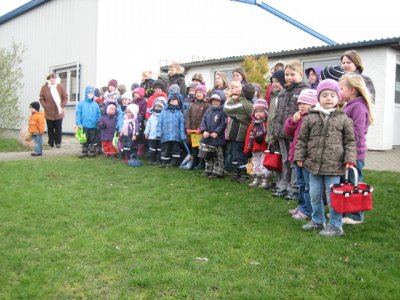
[252,99,269,117]
[317,79,340,101]
[297,89,318,106]
[133,87,145,98]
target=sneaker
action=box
[236,174,252,183]
[201,172,212,177]
[302,221,325,231]
[292,211,310,221]
[319,225,344,237]
[79,153,88,158]
[273,189,287,197]
[342,217,364,225]
[211,174,224,179]
[56,144,61,148]
[31,152,42,156]
[285,191,298,201]
[260,181,275,190]
[288,207,300,215]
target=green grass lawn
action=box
[0,156,399,299]
[0,137,30,152]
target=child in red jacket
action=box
[244,99,269,188]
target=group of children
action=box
[27,54,374,237]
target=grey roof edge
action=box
[160,36,400,71]
[0,0,50,25]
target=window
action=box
[395,64,400,104]
[50,63,80,104]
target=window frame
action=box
[49,62,81,106]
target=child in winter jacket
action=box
[132,87,147,157]
[28,101,45,156]
[199,90,227,179]
[103,79,120,105]
[185,84,211,169]
[244,99,269,188]
[144,96,167,164]
[167,62,186,97]
[120,104,140,163]
[156,94,186,168]
[146,80,167,120]
[339,72,374,224]
[271,60,308,200]
[98,102,118,157]
[75,86,101,158]
[295,79,356,237]
[284,89,318,221]
[224,83,254,183]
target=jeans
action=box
[344,160,365,221]
[309,173,342,228]
[223,140,234,172]
[33,134,43,154]
[294,164,312,217]
[232,141,247,171]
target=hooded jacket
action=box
[76,86,101,129]
[200,92,227,146]
[144,97,167,140]
[98,103,118,141]
[156,103,186,143]
[294,108,356,176]
[28,111,45,134]
[223,96,253,142]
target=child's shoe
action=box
[201,172,212,177]
[248,176,262,188]
[319,225,344,237]
[231,170,240,181]
[292,211,310,221]
[273,189,287,197]
[31,152,42,156]
[288,207,300,215]
[302,221,325,231]
[285,191,298,201]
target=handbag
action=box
[180,141,193,170]
[75,127,87,144]
[262,143,282,172]
[112,133,119,149]
[127,153,142,168]
[24,132,33,142]
[330,166,373,213]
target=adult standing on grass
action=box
[39,73,68,148]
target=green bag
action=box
[75,127,87,144]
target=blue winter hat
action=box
[209,90,226,104]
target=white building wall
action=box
[0,0,98,133]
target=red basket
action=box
[263,144,282,172]
[330,167,373,213]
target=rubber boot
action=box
[79,145,88,158]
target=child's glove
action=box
[186,129,191,134]
[195,128,201,134]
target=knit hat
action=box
[252,99,268,116]
[188,82,199,90]
[131,83,139,90]
[320,65,344,81]
[297,89,318,105]
[126,103,139,116]
[232,67,247,83]
[168,84,180,94]
[316,79,340,101]
[30,101,40,111]
[153,96,167,109]
[192,73,203,82]
[270,70,285,86]
[121,91,133,102]
[106,102,117,114]
[194,84,207,98]
[241,83,255,101]
[152,79,165,91]
[209,90,226,104]
[108,79,118,88]
[133,87,145,98]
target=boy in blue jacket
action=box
[156,93,186,168]
[75,86,101,158]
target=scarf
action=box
[247,119,267,150]
[47,80,63,115]
[122,115,136,136]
